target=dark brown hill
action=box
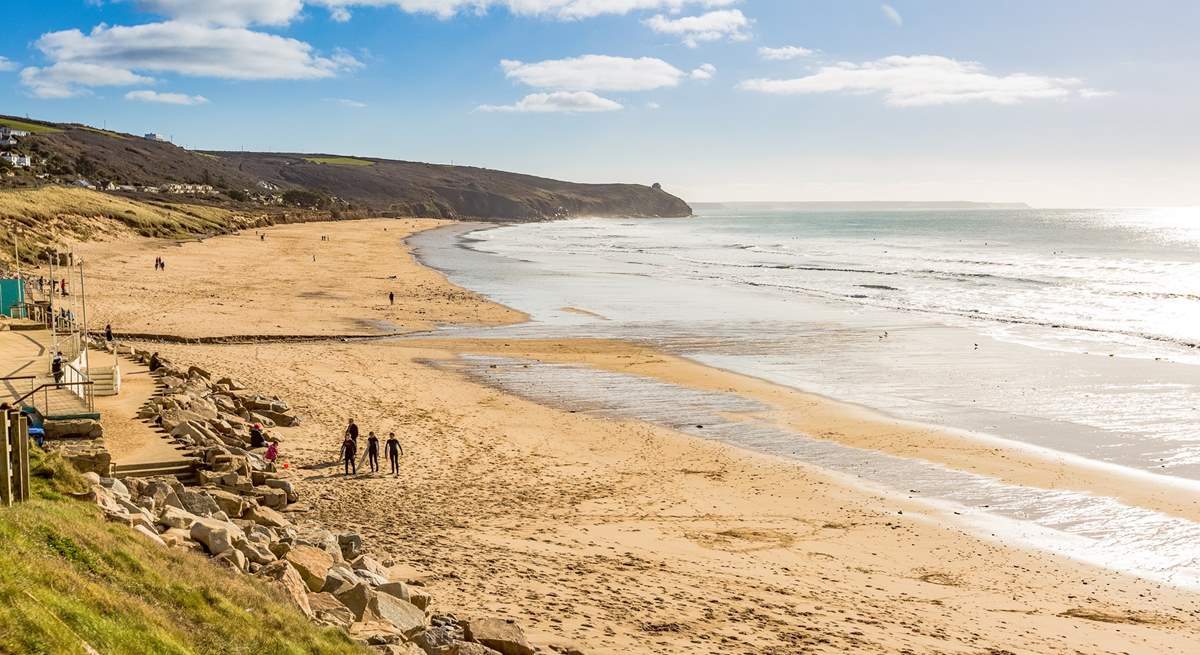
[1,115,692,221]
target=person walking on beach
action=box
[345,417,359,443]
[386,432,403,477]
[365,431,380,473]
[104,323,113,343]
[389,291,394,305]
[265,440,279,465]
[340,434,357,475]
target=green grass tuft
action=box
[303,157,374,167]
[0,118,63,134]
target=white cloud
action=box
[646,101,661,109]
[758,45,813,61]
[1079,88,1115,99]
[500,55,684,91]
[478,91,623,113]
[23,21,360,98]
[690,63,715,80]
[881,4,902,27]
[738,55,1089,107]
[310,0,739,21]
[125,89,210,105]
[643,9,750,47]
[329,97,368,107]
[130,0,304,26]
[21,62,154,98]
[0,57,17,72]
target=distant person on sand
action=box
[365,431,380,473]
[265,439,279,465]
[386,432,403,477]
[105,323,113,343]
[260,234,265,241]
[345,417,359,443]
[148,352,162,372]
[51,351,64,385]
[340,435,357,475]
[389,291,394,305]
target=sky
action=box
[2,1,1198,207]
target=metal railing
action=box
[11,380,96,418]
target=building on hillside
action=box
[1,152,31,168]
[158,183,216,195]
[0,127,30,139]
[145,133,169,142]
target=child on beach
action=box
[386,432,403,477]
[265,440,279,465]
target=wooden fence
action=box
[0,410,31,506]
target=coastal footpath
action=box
[62,218,1200,654]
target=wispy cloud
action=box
[643,9,751,47]
[0,57,17,72]
[739,55,1092,107]
[21,22,361,98]
[310,0,741,21]
[758,46,814,61]
[128,0,305,26]
[690,63,716,80]
[500,55,684,92]
[125,89,210,105]
[881,4,902,27]
[478,91,623,113]
[328,97,368,107]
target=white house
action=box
[1,152,31,167]
[0,127,30,139]
[145,133,169,142]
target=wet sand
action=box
[75,219,1200,654]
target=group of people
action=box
[34,276,69,296]
[249,422,280,465]
[339,417,404,477]
[153,256,167,271]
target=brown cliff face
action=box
[5,116,692,221]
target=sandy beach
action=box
[72,219,1200,654]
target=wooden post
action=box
[15,414,29,502]
[0,412,11,507]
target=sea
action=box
[409,204,1200,586]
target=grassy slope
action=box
[0,187,263,261]
[0,118,62,135]
[0,449,366,655]
[302,157,374,167]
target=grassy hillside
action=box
[0,118,62,135]
[0,187,267,261]
[0,449,366,655]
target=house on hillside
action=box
[1,152,31,168]
[145,133,169,142]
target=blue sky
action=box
[2,1,1198,207]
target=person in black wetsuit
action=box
[386,432,403,477]
[365,431,380,473]
[345,417,359,443]
[340,435,357,475]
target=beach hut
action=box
[0,278,26,318]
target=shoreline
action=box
[76,217,1200,654]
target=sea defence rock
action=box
[73,343,562,655]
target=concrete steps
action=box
[113,458,199,483]
[90,365,119,396]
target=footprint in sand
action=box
[687,528,796,553]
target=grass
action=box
[303,157,374,167]
[0,449,367,655]
[0,187,266,260]
[0,118,62,135]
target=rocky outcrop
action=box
[73,349,571,655]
